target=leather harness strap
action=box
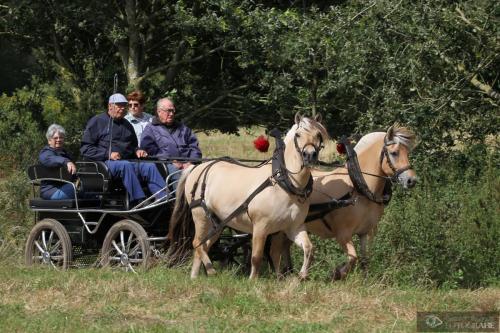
[270,128,314,200]
[344,137,392,205]
[305,192,356,223]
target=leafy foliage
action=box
[369,148,499,288]
[0,0,498,288]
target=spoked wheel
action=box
[25,218,73,270]
[101,219,150,272]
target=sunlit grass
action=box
[1,261,498,333]
[197,126,339,163]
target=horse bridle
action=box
[292,131,324,172]
[379,136,413,182]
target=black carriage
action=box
[26,159,253,273]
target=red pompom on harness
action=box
[336,141,347,155]
[253,135,270,152]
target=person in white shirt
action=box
[125,90,153,146]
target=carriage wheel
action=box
[101,219,150,272]
[25,218,73,270]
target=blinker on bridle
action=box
[293,132,323,160]
[380,136,413,182]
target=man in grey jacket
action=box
[140,98,202,182]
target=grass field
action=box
[1,260,498,333]
[0,128,498,332]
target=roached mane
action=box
[391,123,417,150]
[285,117,329,143]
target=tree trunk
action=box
[125,0,141,89]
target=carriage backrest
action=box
[27,165,73,182]
[76,161,112,193]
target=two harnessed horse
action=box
[168,114,329,279]
[269,124,417,280]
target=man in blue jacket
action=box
[80,93,167,205]
[140,98,202,183]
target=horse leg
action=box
[199,242,217,276]
[191,216,217,278]
[281,237,293,275]
[332,239,357,281]
[191,247,203,279]
[269,232,287,279]
[191,240,217,278]
[249,228,267,279]
[286,226,313,280]
[359,234,369,271]
[200,231,223,276]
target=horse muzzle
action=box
[302,149,319,166]
[398,172,417,189]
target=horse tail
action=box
[167,165,196,264]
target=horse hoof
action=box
[331,268,343,281]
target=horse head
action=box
[288,113,329,167]
[381,123,417,189]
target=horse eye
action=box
[390,151,398,157]
[295,133,301,138]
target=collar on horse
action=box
[269,128,314,200]
[343,136,393,205]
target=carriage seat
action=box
[27,164,101,208]
[76,160,171,192]
[27,161,172,210]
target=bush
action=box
[0,171,34,260]
[369,147,499,288]
[0,90,45,172]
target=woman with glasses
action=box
[125,90,153,146]
[39,124,77,200]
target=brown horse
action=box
[168,114,329,279]
[270,124,417,280]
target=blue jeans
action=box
[166,163,182,189]
[50,183,76,200]
[105,160,167,202]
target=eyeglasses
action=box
[51,136,65,140]
[128,103,140,107]
[159,108,176,114]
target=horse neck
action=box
[284,139,310,187]
[356,141,386,195]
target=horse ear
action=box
[387,124,395,140]
[313,113,322,123]
[294,112,302,125]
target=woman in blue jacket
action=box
[39,124,77,200]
